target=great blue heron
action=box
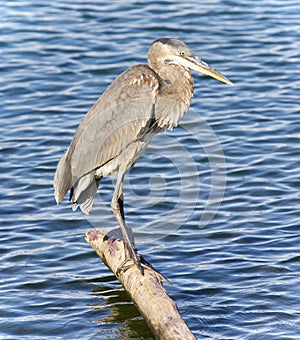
[54,38,232,272]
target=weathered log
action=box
[85,226,196,340]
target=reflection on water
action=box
[1,0,300,338]
[87,276,154,339]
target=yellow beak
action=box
[174,55,233,85]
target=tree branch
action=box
[85,227,196,340]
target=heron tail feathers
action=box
[69,175,101,215]
[54,151,101,214]
[54,153,72,204]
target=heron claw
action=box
[116,245,145,275]
[115,248,171,285]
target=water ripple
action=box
[1,0,300,339]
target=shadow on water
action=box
[85,275,154,339]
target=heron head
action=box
[149,38,233,85]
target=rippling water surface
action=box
[1,1,300,339]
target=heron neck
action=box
[156,63,194,107]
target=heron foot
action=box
[116,241,145,275]
[116,243,171,284]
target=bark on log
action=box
[85,227,197,340]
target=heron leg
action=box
[111,171,142,273]
[118,193,125,221]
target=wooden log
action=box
[85,227,197,340]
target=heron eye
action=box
[179,51,186,57]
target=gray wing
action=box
[54,65,160,207]
[54,64,189,214]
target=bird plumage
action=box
[54,38,232,272]
[54,59,193,213]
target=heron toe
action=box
[116,241,144,275]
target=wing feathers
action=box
[54,65,160,204]
[53,63,190,209]
[54,152,72,203]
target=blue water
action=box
[1,1,300,339]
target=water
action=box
[1,1,300,339]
